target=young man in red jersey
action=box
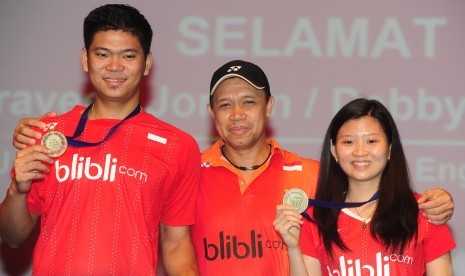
[0,4,199,275]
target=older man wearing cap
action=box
[190,60,320,274]
[189,60,455,275]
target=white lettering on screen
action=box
[177,16,447,58]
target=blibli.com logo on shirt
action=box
[55,153,148,182]
[203,230,287,261]
[327,252,414,276]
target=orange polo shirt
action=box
[192,138,319,275]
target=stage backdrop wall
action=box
[1,0,464,275]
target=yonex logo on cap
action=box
[227,66,242,72]
[210,60,270,96]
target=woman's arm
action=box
[274,204,322,276]
[425,252,452,276]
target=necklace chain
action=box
[91,103,98,119]
[221,145,272,171]
[347,194,376,229]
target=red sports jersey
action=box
[191,139,319,275]
[301,202,456,275]
[27,105,200,275]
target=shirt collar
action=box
[201,138,284,166]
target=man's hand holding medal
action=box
[11,119,63,195]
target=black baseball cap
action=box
[209,60,271,96]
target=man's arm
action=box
[418,188,454,225]
[0,180,39,247]
[13,112,56,149]
[0,145,52,247]
[160,223,198,276]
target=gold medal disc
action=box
[283,188,309,213]
[41,130,67,157]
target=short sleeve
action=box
[300,219,320,258]
[422,220,456,263]
[160,134,201,226]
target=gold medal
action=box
[283,188,309,213]
[41,128,67,157]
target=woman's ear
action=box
[388,144,392,160]
[330,139,338,163]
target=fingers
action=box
[13,116,50,149]
[421,209,453,225]
[274,205,303,233]
[418,188,454,212]
[418,188,454,225]
[13,132,39,150]
[418,188,452,207]
[275,204,303,224]
[274,205,304,249]
[418,197,451,211]
[15,144,53,160]
[422,204,454,225]
[416,190,431,204]
[276,203,295,213]
[274,214,303,232]
[13,145,54,193]
[42,112,58,119]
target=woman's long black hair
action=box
[313,98,418,257]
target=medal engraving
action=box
[283,188,309,213]
[42,130,67,157]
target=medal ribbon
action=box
[66,103,141,147]
[301,191,379,222]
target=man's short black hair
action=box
[83,4,153,56]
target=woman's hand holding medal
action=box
[273,204,304,250]
[273,188,310,251]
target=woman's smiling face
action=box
[331,116,391,188]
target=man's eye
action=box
[96,53,108,57]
